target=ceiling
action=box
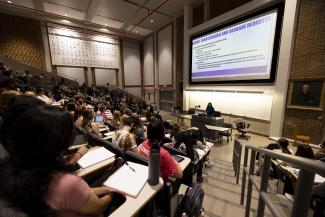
[0,0,203,40]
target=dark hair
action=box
[124,116,138,127]
[278,138,291,154]
[198,130,204,143]
[0,106,75,216]
[74,106,84,121]
[183,131,196,161]
[295,144,315,160]
[36,88,44,94]
[173,123,181,132]
[174,132,185,149]
[44,90,51,97]
[1,96,45,147]
[80,108,93,129]
[191,130,200,140]
[99,104,106,112]
[147,120,165,143]
[66,102,76,112]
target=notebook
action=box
[103,161,148,198]
[293,169,325,184]
[77,147,115,169]
[104,132,114,137]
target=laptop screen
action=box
[94,115,104,122]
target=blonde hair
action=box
[173,123,181,132]
[111,111,121,127]
[24,91,36,98]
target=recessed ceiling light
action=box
[62,20,70,23]
[101,28,108,31]
[105,24,107,26]
[64,14,68,17]
[7,1,12,3]
[151,20,153,22]
[135,31,138,33]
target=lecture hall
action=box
[0,0,324,216]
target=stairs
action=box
[201,159,291,217]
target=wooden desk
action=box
[168,155,191,182]
[205,125,231,143]
[109,178,164,217]
[169,113,192,125]
[76,157,115,177]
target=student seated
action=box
[112,116,139,154]
[98,104,109,122]
[0,106,114,216]
[315,139,325,160]
[36,88,53,105]
[111,111,121,127]
[76,108,102,138]
[139,120,183,182]
[44,90,65,105]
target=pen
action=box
[126,162,136,172]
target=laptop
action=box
[94,115,104,123]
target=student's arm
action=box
[65,146,89,165]
[173,160,183,179]
[91,187,112,197]
[129,134,139,154]
[91,123,102,138]
[76,191,114,215]
[277,161,288,167]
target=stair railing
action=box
[232,138,242,184]
[240,145,325,217]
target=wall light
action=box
[7,1,12,3]
[62,20,71,23]
[151,20,153,22]
[101,28,108,31]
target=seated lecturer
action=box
[206,102,215,113]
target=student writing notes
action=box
[0,106,113,216]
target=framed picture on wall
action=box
[287,77,325,111]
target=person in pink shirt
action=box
[0,105,114,217]
[139,120,183,182]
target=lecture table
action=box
[205,125,232,143]
[109,177,164,217]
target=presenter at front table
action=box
[206,102,215,112]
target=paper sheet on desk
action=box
[78,147,115,169]
[196,149,205,156]
[293,169,325,183]
[103,161,148,198]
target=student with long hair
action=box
[111,111,121,127]
[278,138,292,154]
[76,108,102,138]
[0,106,114,216]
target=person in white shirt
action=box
[36,88,52,105]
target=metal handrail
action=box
[57,73,78,81]
[240,145,325,217]
[112,85,145,101]
[232,139,242,184]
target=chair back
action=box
[293,125,298,138]
[136,136,146,146]
[161,145,187,157]
[235,118,245,130]
[188,108,195,114]
[162,137,172,144]
[106,122,119,131]
[266,143,280,150]
[73,123,89,145]
[124,151,149,166]
[87,133,99,147]
[98,139,124,159]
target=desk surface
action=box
[76,157,115,177]
[109,178,164,217]
[68,143,87,150]
[205,125,230,131]
[168,155,191,182]
[99,127,110,132]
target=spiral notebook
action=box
[103,161,148,198]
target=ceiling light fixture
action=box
[64,14,68,17]
[105,24,107,26]
[151,20,153,22]
[62,20,70,23]
[101,28,108,31]
[135,31,138,33]
[7,1,12,3]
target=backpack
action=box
[177,183,204,217]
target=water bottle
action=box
[148,139,160,185]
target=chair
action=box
[105,122,119,131]
[124,151,149,166]
[136,136,147,146]
[188,108,195,114]
[235,118,251,140]
[293,125,310,146]
[73,123,89,145]
[219,123,233,143]
[87,133,100,147]
[161,145,187,157]
[98,139,124,159]
[162,137,172,145]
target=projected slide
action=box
[191,9,278,83]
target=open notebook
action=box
[294,169,325,184]
[103,161,148,198]
[77,147,115,169]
